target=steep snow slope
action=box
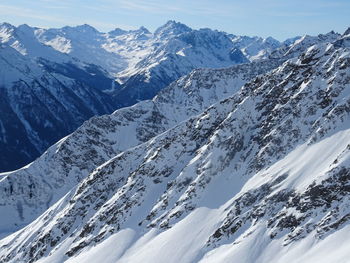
[0,23,70,62]
[18,20,283,105]
[1,36,349,262]
[34,20,249,78]
[2,20,329,172]
[0,59,279,238]
[229,35,281,61]
[0,43,117,172]
[0,20,275,171]
[111,22,250,105]
[36,24,128,74]
[270,31,340,59]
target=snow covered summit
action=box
[1,31,350,263]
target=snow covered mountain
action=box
[1,20,285,171]
[36,20,253,106]
[270,30,340,59]
[116,22,250,105]
[0,40,118,172]
[0,59,280,238]
[15,20,286,106]
[229,35,282,61]
[1,28,350,263]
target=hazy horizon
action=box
[1,0,349,41]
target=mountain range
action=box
[1,20,341,172]
[0,21,349,263]
[0,20,291,172]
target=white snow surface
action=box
[0,21,288,83]
[0,59,278,236]
[1,38,350,263]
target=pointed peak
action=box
[318,30,339,37]
[63,24,98,33]
[16,24,36,34]
[108,28,127,36]
[0,22,15,29]
[75,24,98,32]
[0,22,16,33]
[283,36,302,46]
[263,36,280,45]
[317,31,340,42]
[343,27,350,36]
[264,36,277,41]
[135,26,150,34]
[17,24,33,30]
[163,20,179,26]
[155,20,192,37]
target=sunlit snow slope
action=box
[1,29,350,263]
[0,20,337,172]
[0,60,279,238]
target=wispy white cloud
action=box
[268,11,323,17]
[0,3,135,31]
[0,0,236,24]
[35,0,76,10]
[94,0,185,14]
[0,0,347,39]
[91,21,137,31]
[94,0,232,16]
[0,4,69,23]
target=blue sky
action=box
[0,0,349,40]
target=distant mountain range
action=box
[0,20,341,174]
[0,25,349,263]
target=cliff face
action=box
[0,21,260,172]
[0,59,279,236]
[1,35,350,263]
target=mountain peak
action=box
[17,23,34,32]
[230,48,249,63]
[343,27,350,36]
[155,20,192,37]
[108,28,127,36]
[135,26,150,34]
[0,22,15,29]
[283,36,302,46]
[317,30,341,42]
[15,24,36,38]
[109,26,150,37]
[0,22,16,36]
[263,36,280,45]
[66,24,99,33]
[1,39,349,262]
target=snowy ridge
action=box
[270,30,340,59]
[229,35,282,61]
[1,20,342,172]
[0,59,279,238]
[1,21,287,106]
[1,37,350,262]
[0,20,287,171]
[108,22,251,105]
[0,42,117,172]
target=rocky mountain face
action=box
[18,20,294,106]
[0,41,118,172]
[33,20,250,95]
[2,19,337,172]
[115,23,250,105]
[0,20,286,172]
[0,59,280,237]
[229,35,282,61]
[270,30,340,59]
[1,28,349,263]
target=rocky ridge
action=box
[1,33,350,262]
